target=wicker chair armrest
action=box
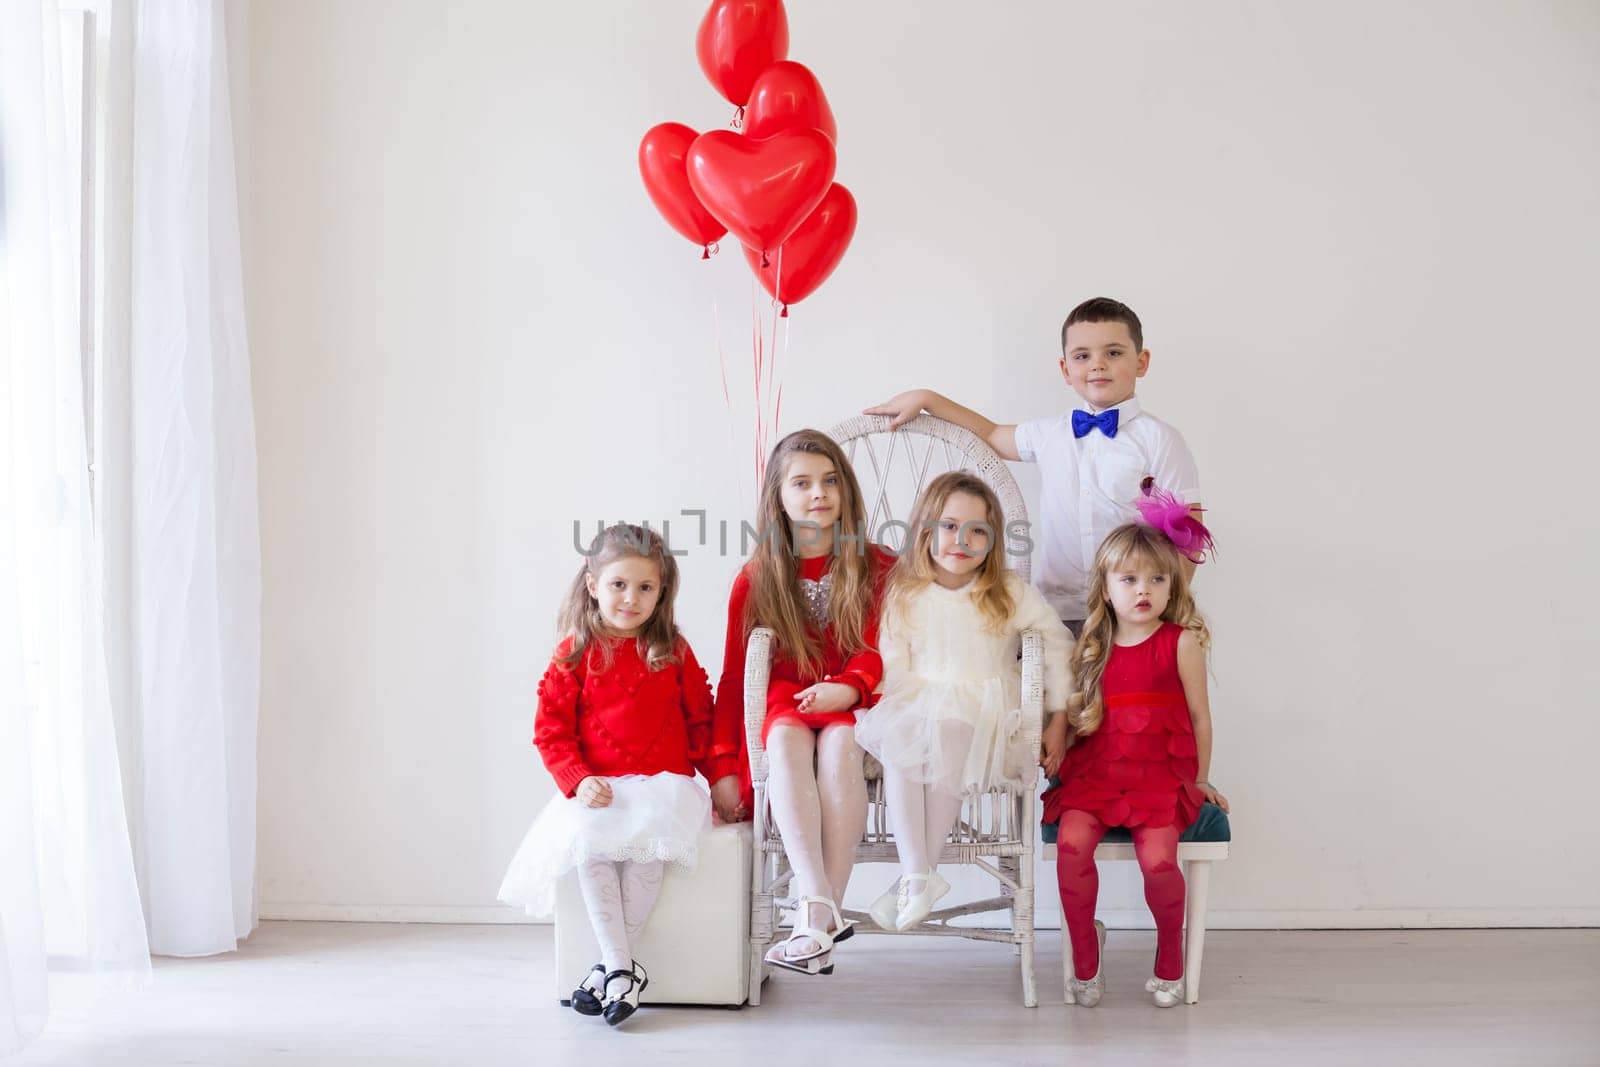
[744,627,774,784]
[1019,629,1045,755]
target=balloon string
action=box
[768,247,782,404]
[751,281,764,485]
[732,106,744,130]
[765,248,783,448]
[712,294,744,508]
[774,247,787,315]
[713,294,732,408]
[772,298,789,438]
[767,243,785,317]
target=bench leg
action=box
[747,941,765,1006]
[1183,858,1211,1004]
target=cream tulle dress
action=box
[854,573,1073,796]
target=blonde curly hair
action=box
[1067,523,1210,737]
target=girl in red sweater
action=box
[498,524,716,1027]
[707,430,894,976]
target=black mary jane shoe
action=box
[570,963,605,1016]
[602,960,650,1028]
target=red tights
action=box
[1055,809,1185,981]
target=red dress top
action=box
[1041,622,1202,830]
[710,545,896,809]
[533,635,716,798]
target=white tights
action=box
[884,768,964,888]
[577,858,664,992]
[766,723,868,954]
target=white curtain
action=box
[1,0,259,1051]
[0,0,150,1055]
[100,0,262,960]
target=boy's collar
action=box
[1078,396,1142,421]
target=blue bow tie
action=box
[1072,408,1120,439]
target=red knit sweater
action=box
[533,635,716,798]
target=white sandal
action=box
[765,895,846,975]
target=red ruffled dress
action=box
[1041,622,1202,831]
[710,546,896,812]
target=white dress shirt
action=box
[1014,397,1200,621]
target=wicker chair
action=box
[743,415,1046,1007]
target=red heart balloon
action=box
[638,122,726,255]
[696,0,789,108]
[743,61,836,145]
[743,183,856,314]
[687,128,836,254]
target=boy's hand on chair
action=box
[795,681,858,714]
[576,777,612,808]
[710,775,748,823]
[863,389,930,431]
[1196,780,1230,814]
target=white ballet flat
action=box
[1066,920,1107,1007]
[893,871,951,931]
[1146,974,1185,1008]
[869,878,903,931]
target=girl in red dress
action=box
[498,525,716,1027]
[706,429,894,976]
[1040,519,1230,1008]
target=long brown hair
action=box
[743,429,875,680]
[1067,523,1210,736]
[558,523,680,673]
[886,471,1015,633]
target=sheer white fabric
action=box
[1,0,260,1049]
[1,0,151,1054]
[96,0,262,958]
[856,574,1073,795]
[498,774,710,920]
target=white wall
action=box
[248,0,1600,927]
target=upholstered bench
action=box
[554,821,753,1006]
[1039,802,1231,1003]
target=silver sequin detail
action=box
[799,574,833,625]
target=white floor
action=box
[14,922,1600,1066]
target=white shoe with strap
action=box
[601,960,649,1027]
[869,878,903,931]
[765,895,848,976]
[893,870,951,931]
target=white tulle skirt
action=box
[854,677,1031,796]
[497,772,710,919]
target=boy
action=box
[865,297,1203,632]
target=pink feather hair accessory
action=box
[1134,477,1216,563]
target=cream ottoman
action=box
[554,821,752,1006]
